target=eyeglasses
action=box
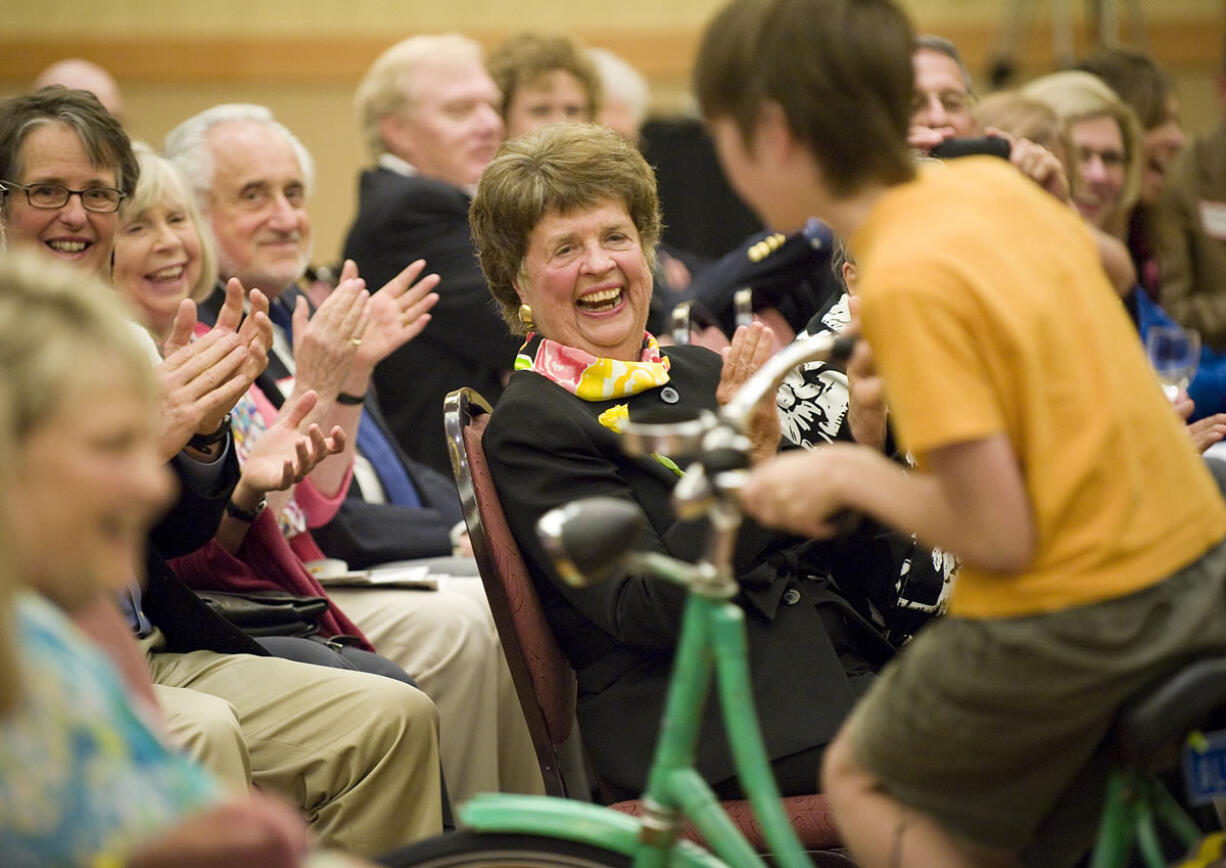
[910,90,975,118]
[0,180,127,213]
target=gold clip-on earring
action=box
[518,303,534,330]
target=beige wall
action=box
[4,0,1217,34]
[2,0,1222,262]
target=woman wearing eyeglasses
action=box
[0,86,133,278]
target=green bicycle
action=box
[395,331,1226,868]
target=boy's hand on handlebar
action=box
[740,445,859,538]
[717,321,781,464]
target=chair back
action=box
[444,387,581,798]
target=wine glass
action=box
[1145,325,1200,400]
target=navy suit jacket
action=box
[343,168,520,474]
[687,220,841,337]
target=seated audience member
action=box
[113,143,450,678]
[345,34,519,474]
[692,1,1226,864]
[588,47,650,145]
[1075,48,1187,293]
[165,103,541,802]
[112,143,223,345]
[0,87,446,853]
[473,123,909,801]
[908,34,977,148]
[775,237,955,636]
[1022,73,1226,431]
[910,34,1069,202]
[487,32,601,139]
[0,250,380,868]
[32,57,125,121]
[1023,70,1141,240]
[1147,48,1226,350]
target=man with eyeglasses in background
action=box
[908,35,1070,203]
[908,35,979,152]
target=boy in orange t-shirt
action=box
[695,0,1226,865]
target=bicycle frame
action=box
[456,333,858,868]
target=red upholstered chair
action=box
[445,388,588,799]
[443,387,854,862]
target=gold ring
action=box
[350,337,362,348]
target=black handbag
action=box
[196,589,328,639]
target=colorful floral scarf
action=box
[514,332,670,400]
[515,332,683,476]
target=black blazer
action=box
[342,168,520,474]
[143,446,267,657]
[484,346,894,798]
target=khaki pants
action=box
[147,644,442,858]
[329,576,543,805]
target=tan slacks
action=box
[148,646,442,858]
[329,576,543,805]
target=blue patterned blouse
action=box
[0,592,219,867]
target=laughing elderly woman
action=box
[472,123,900,800]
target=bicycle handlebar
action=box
[537,330,860,589]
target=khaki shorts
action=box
[847,538,1226,867]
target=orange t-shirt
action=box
[852,158,1226,618]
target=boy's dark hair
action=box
[1073,48,1172,131]
[0,87,137,201]
[694,0,916,197]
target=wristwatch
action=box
[188,414,231,450]
[224,495,267,523]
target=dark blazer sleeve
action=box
[150,440,240,558]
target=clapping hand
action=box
[155,279,274,458]
[348,257,440,372]
[240,390,345,496]
[290,274,369,401]
[716,321,780,464]
[982,128,1071,204]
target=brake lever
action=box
[621,413,711,459]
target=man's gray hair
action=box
[163,103,316,208]
[354,33,485,160]
[914,34,973,94]
[587,48,650,133]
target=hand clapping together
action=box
[155,278,273,459]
